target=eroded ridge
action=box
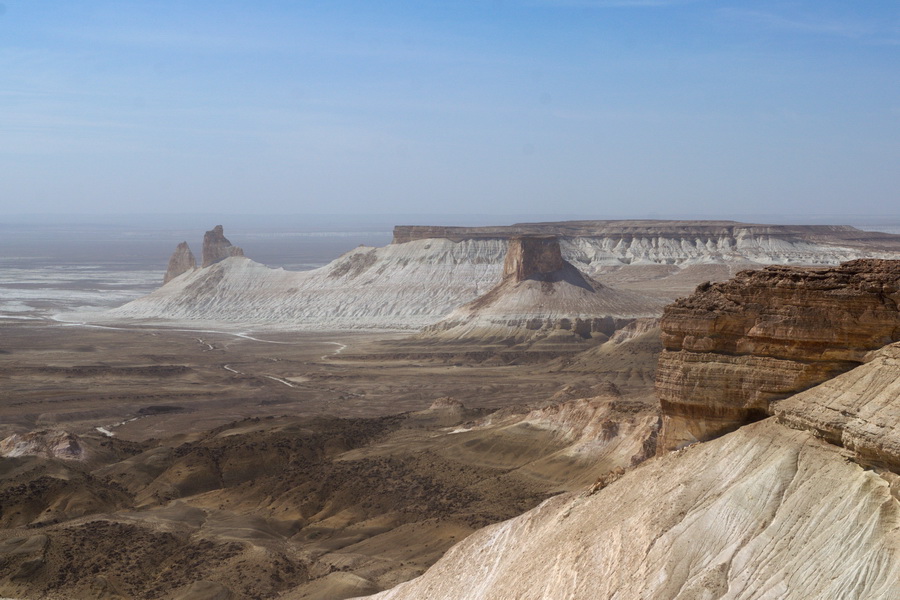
[656,259,900,450]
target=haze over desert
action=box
[2,217,900,599]
[4,0,900,597]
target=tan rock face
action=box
[164,241,197,284]
[201,225,244,268]
[772,342,900,471]
[362,420,900,600]
[502,236,565,282]
[656,259,900,450]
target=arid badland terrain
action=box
[3,220,900,599]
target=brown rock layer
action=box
[164,241,197,284]
[772,342,900,471]
[502,236,566,282]
[656,259,900,450]
[201,225,244,268]
[391,220,900,248]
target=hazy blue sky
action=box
[2,1,898,218]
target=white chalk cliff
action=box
[92,221,900,330]
[421,235,665,344]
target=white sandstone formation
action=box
[101,237,507,330]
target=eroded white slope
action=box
[423,263,665,343]
[773,342,900,470]
[560,231,874,267]
[91,230,897,330]
[99,239,507,330]
[359,419,900,600]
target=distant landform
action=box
[77,220,900,334]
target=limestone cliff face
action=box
[201,225,244,268]
[656,259,900,450]
[163,242,197,284]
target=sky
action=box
[1,0,898,220]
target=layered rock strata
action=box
[392,220,900,253]
[420,235,664,345]
[360,419,900,600]
[773,342,900,471]
[92,221,900,331]
[163,241,196,284]
[502,236,565,281]
[201,225,244,268]
[656,259,900,450]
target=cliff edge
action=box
[656,259,900,450]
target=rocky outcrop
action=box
[773,341,900,471]
[502,236,565,281]
[0,430,85,461]
[202,225,244,268]
[361,419,900,600]
[419,236,664,346]
[163,242,197,284]
[656,259,900,450]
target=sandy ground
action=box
[0,319,660,600]
[1,321,633,441]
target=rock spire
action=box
[163,241,197,284]
[502,235,566,282]
[202,225,244,268]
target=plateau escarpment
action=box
[421,235,664,347]
[350,258,900,600]
[656,259,900,450]
[90,221,900,331]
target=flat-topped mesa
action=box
[391,220,900,249]
[656,258,900,451]
[201,225,244,268]
[420,234,665,346]
[163,241,197,284]
[503,235,566,282]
